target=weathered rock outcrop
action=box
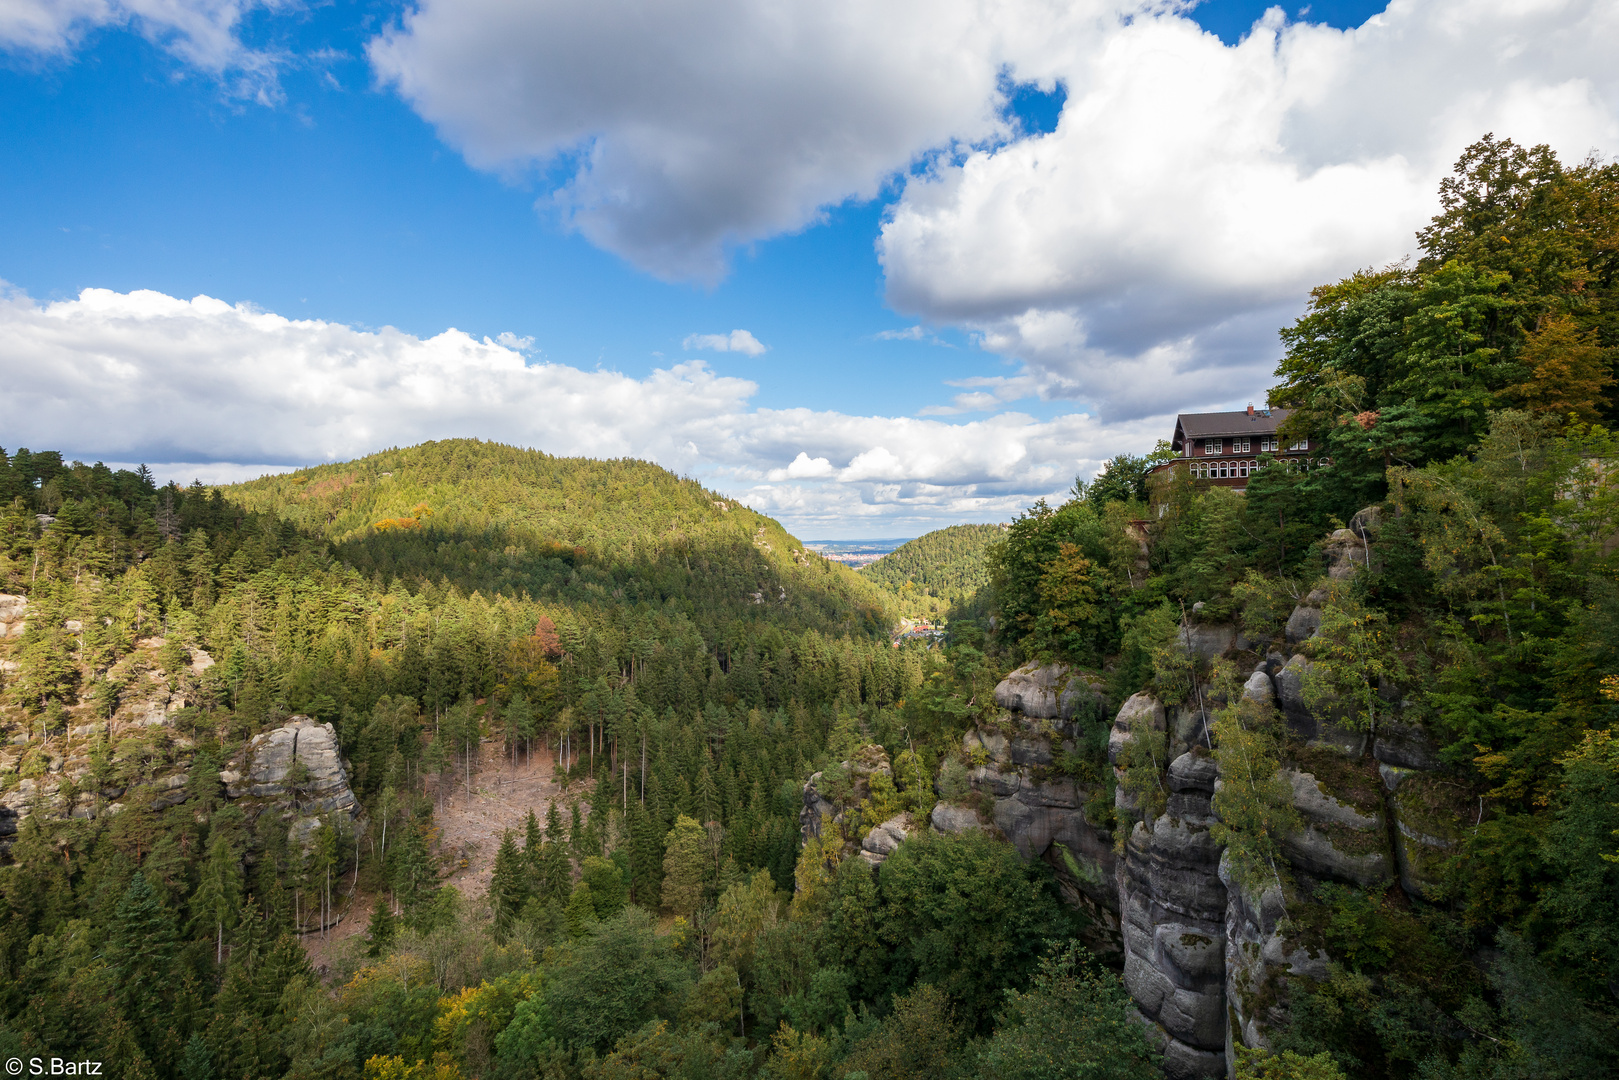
[993,661,1107,720]
[225,716,361,839]
[1120,751,1229,1079]
[800,743,892,843]
[957,665,1121,954]
[1221,853,1329,1057]
[1275,765,1392,889]
[1,713,362,859]
[0,593,27,638]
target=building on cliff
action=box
[1148,404,1311,493]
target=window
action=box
[1204,439,1222,455]
[1259,437,1279,452]
[1289,438,1308,451]
[1233,438,1250,453]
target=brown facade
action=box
[1149,404,1311,492]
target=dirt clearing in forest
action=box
[432,739,593,901]
[301,738,591,972]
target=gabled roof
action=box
[1172,407,1290,451]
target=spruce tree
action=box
[489,830,529,938]
[190,833,242,966]
[660,814,708,918]
[564,881,597,940]
[523,807,545,892]
[107,872,179,1053]
[179,1032,213,1080]
[364,895,396,958]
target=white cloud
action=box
[0,0,283,97]
[683,329,768,357]
[879,1,1619,419]
[365,0,1619,418]
[367,0,1095,282]
[874,326,926,341]
[0,284,1164,535]
[495,331,535,352]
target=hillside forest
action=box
[858,524,1004,618]
[0,134,1614,1080]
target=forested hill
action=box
[223,439,892,638]
[859,523,1003,613]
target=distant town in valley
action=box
[800,537,915,568]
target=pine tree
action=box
[490,830,529,938]
[660,814,708,918]
[107,872,179,1059]
[364,895,396,958]
[190,833,242,966]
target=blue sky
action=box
[2,0,1614,535]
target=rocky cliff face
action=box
[224,716,363,846]
[1,707,362,861]
[936,662,1124,959]
[800,743,918,867]
[1120,751,1229,1079]
[933,509,1467,1079]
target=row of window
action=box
[1188,458,1310,479]
[1200,436,1304,454]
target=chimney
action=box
[1247,402,1255,418]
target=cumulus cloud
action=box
[682,329,768,357]
[0,285,1162,533]
[0,0,283,96]
[880,1,1619,418]
[367,0,1096,281]
[366,0,1619,417]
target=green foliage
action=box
[1233,1047,1346,1080]
[874,830,1073,1033]
[860,524,1004,613]
[837,984,965,1080]
[976,942,1160,1080]
[546,908,692,1054]
[1210,698,1299,893]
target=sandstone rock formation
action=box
[958,666,1121,957]
[1,713,362,859]
[992,660,1108,720]
[1120,751,1228,1079]
[0,593,27,638]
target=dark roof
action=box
[1172,407,1289,450]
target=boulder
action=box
[1373,718,1444,772]
[1241,669,1276,710]
[1284,604,1321,645]
[227,716,359,821]
[859,813,914,866]
[993,662,1106,721]
[1110,692,1167,766]
[929,803,985,834]
[1180,623,1235,661]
